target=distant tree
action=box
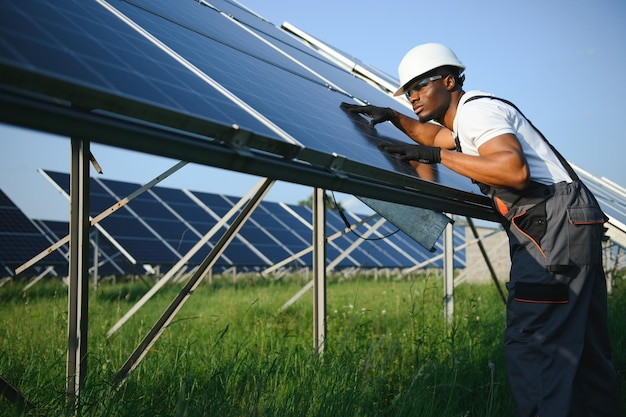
[297,193,344,211]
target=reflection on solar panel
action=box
[41,170,466,271]
[0,0,495,221]
[0,189,66,275]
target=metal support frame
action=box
[92,229,99,290]
[111,178,274,388]
[312,188,326,355]
[267,212,379,278]
[15,161,188,275]
[32,215,128,280]
[0,374,35,413]
[278,216,495,314]
[106,178,273,337]
[66,137,90,408]
[22,266,57,292]
[443,220,454,324]
[275,213,385,313]
[326,217,387,270]
[0,90,497,222]
[0,85,506,398]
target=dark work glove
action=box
[378,142,442,164]
[340,102,394,126]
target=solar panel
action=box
[0,0,277,138]
[108,0,480,193]
[32,219,138,276]
[40,170,465,270]
[0,189,67,274]
[0,0,495,222]
[4,0,620,269]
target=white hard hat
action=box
[393,43,465,96]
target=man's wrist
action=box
[387,108,397,123]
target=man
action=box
[341,43,623,417]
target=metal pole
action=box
[66,138,90,411]
[92,229,99,291]
[312,188,326,355]
[443,221,454,324]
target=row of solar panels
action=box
[0,172,466,278]
[0,0,623,279]
[2,0,625,234]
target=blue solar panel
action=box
[150,188,218,234]
[191,193,238,218]
[108,0,477,193]
[33,219,138,276]
[0,0,277,138]
[0,189,67,274]
[0,0,489,217]
[41,170,466,270]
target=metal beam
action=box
[15,161,188,275]
[66,138,90,410]
[0,90,497,222]
[111,178,274,388]
[443,221,454,324]
[106,179,273,337]
[312,188,326,356]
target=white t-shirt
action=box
[453,91,572,185]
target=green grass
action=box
[1,272,624,416]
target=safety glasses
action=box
[404,75,443,100]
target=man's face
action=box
[405,74,450,122]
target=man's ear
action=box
[444,74,457,91]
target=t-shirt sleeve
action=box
[458,100,516,150]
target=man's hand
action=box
[340,102,394,126]
[378,142,442,164]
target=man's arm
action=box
[339,102,529,189]
[340,102,456,148]
[388,109,456,149]
[440,133,529,190]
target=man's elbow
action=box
[510,165,530,190]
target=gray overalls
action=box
[462,96,623,417]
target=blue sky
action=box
[1,0,624,221]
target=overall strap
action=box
[461,95,580,181]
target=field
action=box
[1,272,625,416]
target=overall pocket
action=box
[512,200,547,258]
[565,205,606,266]
[543,181,607,270]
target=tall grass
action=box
[1,272,624,416]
